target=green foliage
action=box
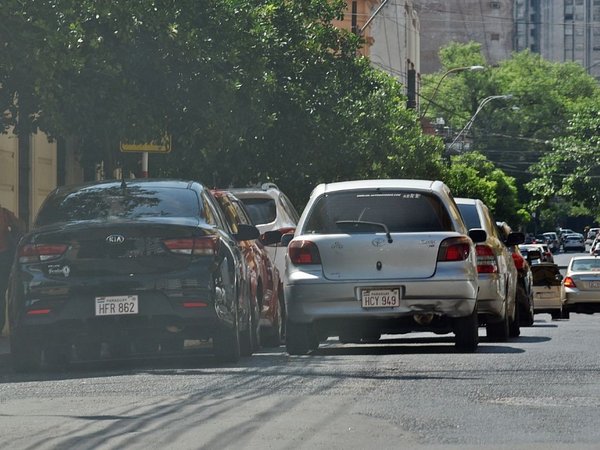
[0,0,442,207]
[443,152,527,225]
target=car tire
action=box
[214,318,241,363]
[454,309,479,352]
[286,321,313,355]
[486,303,510,342]
[517,284,535,327]
[240,294,259,357]
[550,310,561,320]
[261,296,284,348]
[561,308,570,320]
[509,302,520,338]
[11,336,42,373]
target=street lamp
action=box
[420,65,486,119]
[448,94,513,152]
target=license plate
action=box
[95,295,139,316]
[361,288,400,308]
[589,281,600,289]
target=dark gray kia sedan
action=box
[283,179,486,355]
[6,179,259,371]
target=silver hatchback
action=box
[283,179,486,354]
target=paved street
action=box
[0,252,598,449]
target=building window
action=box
[489,1,500,8]
[491,33,500,41]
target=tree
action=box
[443,152,527,225]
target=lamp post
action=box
[420,65,485,119]
[447,94,513,152]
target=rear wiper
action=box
[335,220,393,243]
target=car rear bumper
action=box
[563,288,600,312]
[475,274,506,318]
[285,278,477,324]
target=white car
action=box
[562,256,600,315]
[531,263,566,319]
[456,198,521,341]
[230,183,300,289]
[283,179,486,354]
[563,233,585,252]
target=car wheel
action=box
[550,310,561,320]
[486,303,509,342]
[454,309,479,352]
[509,302,520,338]
[286,321,313,355]
[517,284,535,327]
[261,296,284,348]
[214,318,241,363]
[10,336,42,373]
[240,294,259,357]
[561,308,570,320]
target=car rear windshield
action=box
[303,190,453,234]
[456,203,481,230]
[35,185,200,226]
[238,198,277,225]
[571,259,600,271]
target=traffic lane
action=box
[0,315,599,448]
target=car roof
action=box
[311,179,446,197]
[51,178,199,196]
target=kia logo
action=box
[106,234,125,244]
[372,238,386,247]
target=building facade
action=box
[515,0,600,78]
[415,0,514,73]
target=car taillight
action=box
[476,244,498,273]
[288,240,321,265]
[163,237,218,256]
[18,244,68,263]
[512,252,525,270]
[563,276,576,288]
[279,227,296,235]
[437,237,471,262]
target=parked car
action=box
[585,228,599,246]
[497,222,533,327]
[519,244,553,263]
[6,179,259,371]
[229,183,300,287]
[562,256,600,315]
[456,198,521,341]
[211,189,285,347]
[562,233,585,253]
[590,237,600,256]
[531,263,567,320]
[283,179,486,354]
[543,232,560,253]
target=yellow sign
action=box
[120,135,172,153]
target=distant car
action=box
[519,244,553,263]
[456,198,521,341]
[284,179,486,354]
[542,232,560,253]
[531,263,567,320]
[211,189,285,347]
[6,179,259,371]
[590,237,600,256]
[585,228,599,245]
[497,221,533,327]
[562,256,600,315]
[562,234,585,253]
[229,183,300,289]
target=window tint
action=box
[571,259,600,271]
[304,190,453,234]
[35,185,200,227]
[213,195,238,234]
[280,194,300,222]
[457,203,482,230]
[239,198,277,225]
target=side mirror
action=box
[281,233,294,247]
[260,230,282,246]
[468,228,487,243]
[506,232,525,246]
[235,224,260,241]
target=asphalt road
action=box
[0,251,598,449]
